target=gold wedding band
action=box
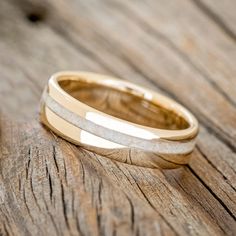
[40,71,199,169]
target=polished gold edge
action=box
[49,71,199,140]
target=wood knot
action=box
[25,6,48,24]
[26,12,43,23]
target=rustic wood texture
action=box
[0,0,236,235]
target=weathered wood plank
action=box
[1,116,236,235]
[0,116,177,236]
[16,0,236,219]
[0,0,236,235]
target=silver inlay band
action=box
[43,92,196,155]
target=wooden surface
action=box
[0,0,236,235]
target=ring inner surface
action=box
[59,80,189,130]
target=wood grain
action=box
[0,0,236,235]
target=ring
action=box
[40,71,199,169]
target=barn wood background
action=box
[0,0,236,235]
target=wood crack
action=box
[191,0,236,42]
[133,179,179,236]
[52,145,59,173]
[61,182,70,229]
[197,145,236,192]
[170,172,229,235]
[188,165,236,221]
[125,194,135,231]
